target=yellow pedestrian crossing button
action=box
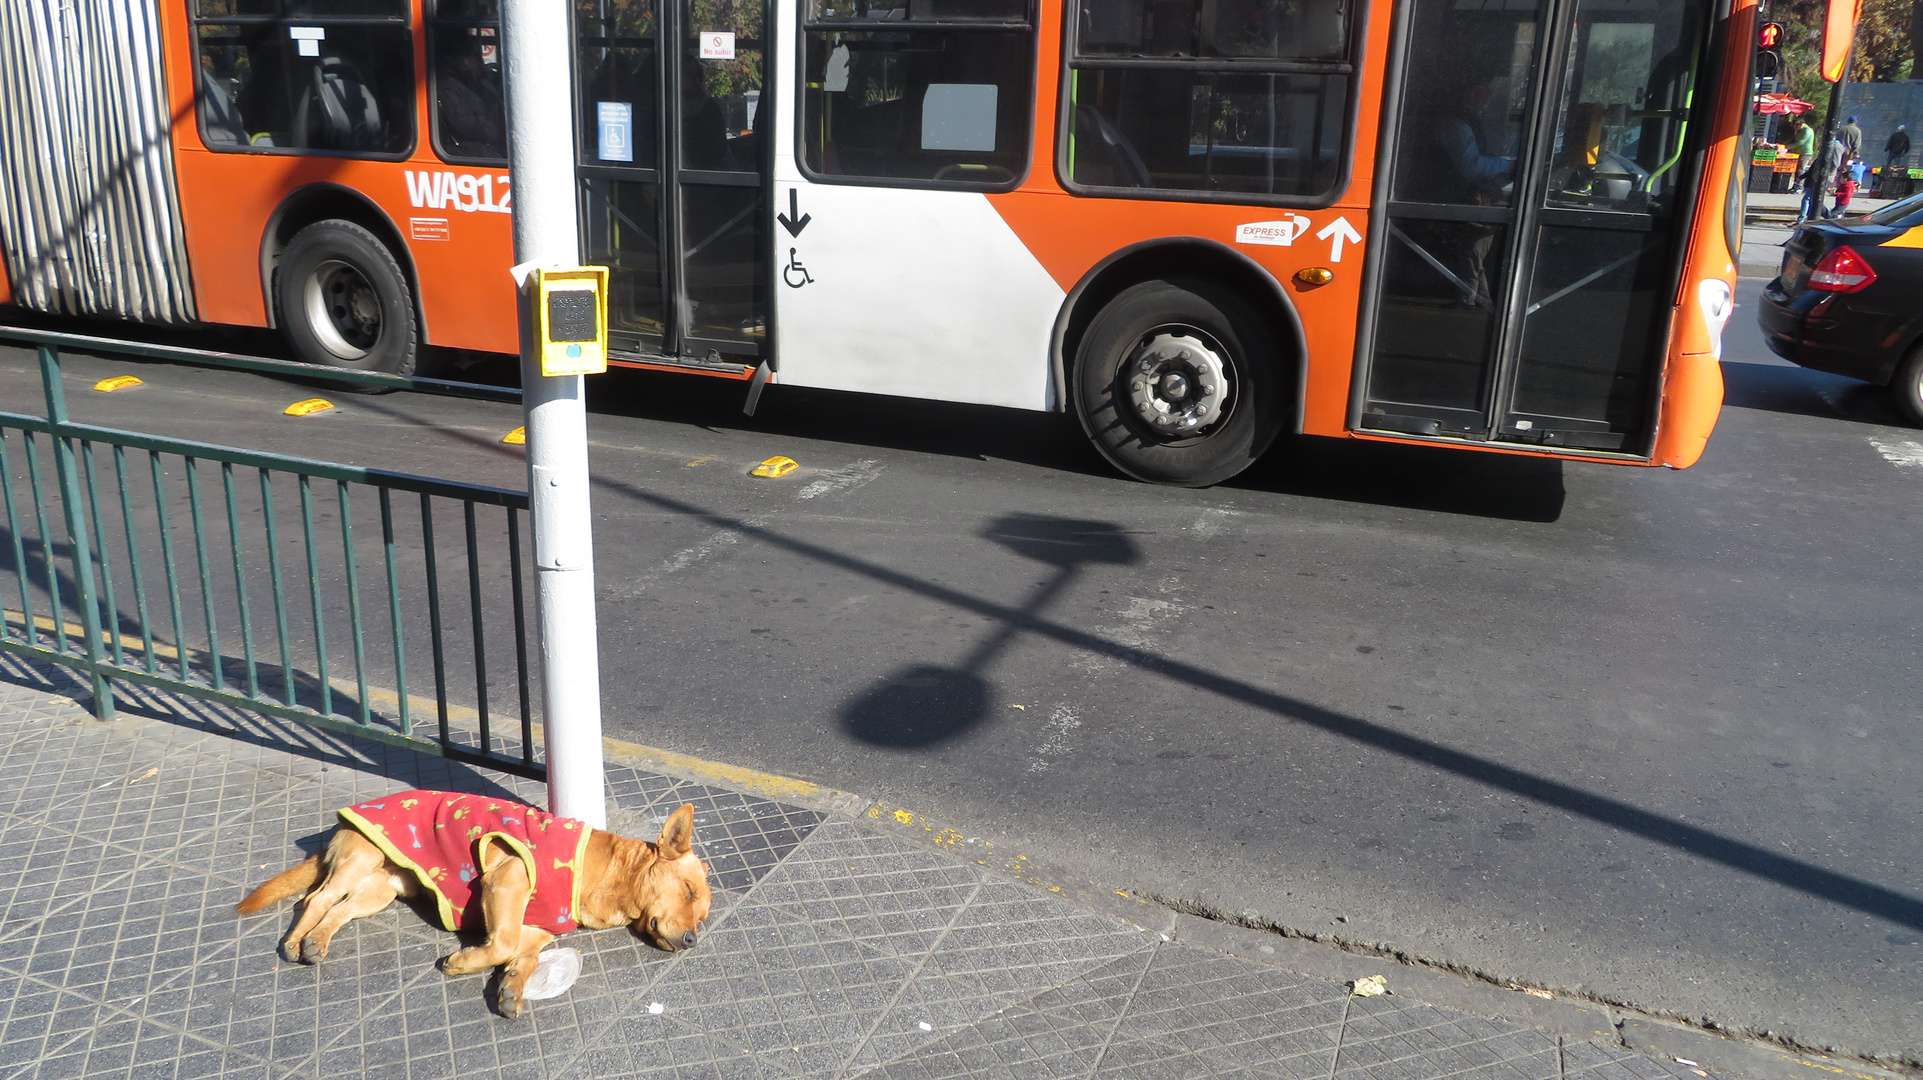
[283,398,335,417]
[533,266,609,377]
[93,375,143,392]
[750,456,798,478]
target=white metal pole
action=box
[502,0,606,828]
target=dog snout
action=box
[679,930,698,950]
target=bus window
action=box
[801,2,1035,187]
[1065,0,1353,201]
[429,0,506,165]
[192,0,414,156]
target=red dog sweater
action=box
[338,790,591,933]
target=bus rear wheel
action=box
[276,220,418,384]
[1072,277,1282,487]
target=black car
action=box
[1759,192,1923,425]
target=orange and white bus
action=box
[1,0,1753,486]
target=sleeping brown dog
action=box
[237,789,711,1017]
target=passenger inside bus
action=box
[1428,71,1516,205]
[435,28,505,160]
[681,62,732,171]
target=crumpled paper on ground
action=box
[520,948,582,1000]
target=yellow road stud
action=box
[283,398,336,417]
[750,456,798,478]
[93,375,144,392]
[502,426,526,445]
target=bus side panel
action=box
[986,192,1369,433]
[387,163,520,353]
[163,0,517,351]
[770,184,1064,410]
[1651,0,1754,469]
[983,0,1390,437]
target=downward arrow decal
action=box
[777,188,811,237]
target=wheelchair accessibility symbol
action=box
[783,248,814,289]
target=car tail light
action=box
[1806,246,1878,292]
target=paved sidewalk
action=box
[0,656,1737,1080]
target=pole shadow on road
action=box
[840,515,1138,748]
[148,384,1921,936]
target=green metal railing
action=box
[0,331,543,780]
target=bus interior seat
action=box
[297,57,384,151]
[197,68,251,147]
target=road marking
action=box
[795,459,882,500]
[1866,435,1923,469]
[1027,705,1083,773]
[610,459,885,598]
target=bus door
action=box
[1356,0,1708,453]
[574,0,770,370]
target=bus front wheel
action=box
[1072,278,1282,487]
[276,220,418,383]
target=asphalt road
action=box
[3,257,1918,1065]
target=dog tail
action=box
[236,855,321,915]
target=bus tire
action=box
[1072,277,1282,487]
[1892,343,1923,428]
[276,220,418,385]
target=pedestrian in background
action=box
[1885,124,1911,193]
[1829,171,1857,218]
[1792,118,1821,218]
[1840,115,1863,160]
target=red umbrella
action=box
[1754,93,1815,115]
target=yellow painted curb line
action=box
[599,735,865,814]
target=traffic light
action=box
[1756,22,1783,83]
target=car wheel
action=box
[1072,277,1283,487]
[276,220,418,384]
[1893,344,1923,427]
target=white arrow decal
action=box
[1316,216,1361,262]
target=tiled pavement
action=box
[0,653,1716,1080]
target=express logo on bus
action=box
[405,171,511,216]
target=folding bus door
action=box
[1356,0,1708,454]
[574,0,771,370]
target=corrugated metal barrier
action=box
[0,0,197,323]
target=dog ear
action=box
[656,803,695,860]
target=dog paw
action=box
[298,936,328,964]
[496,983,524,1020]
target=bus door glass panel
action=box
[1362,0,1539,435]
[193,0,413,155]
[1501,0,1704,449]
[576,0,665,346]
[677,0,768,353]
